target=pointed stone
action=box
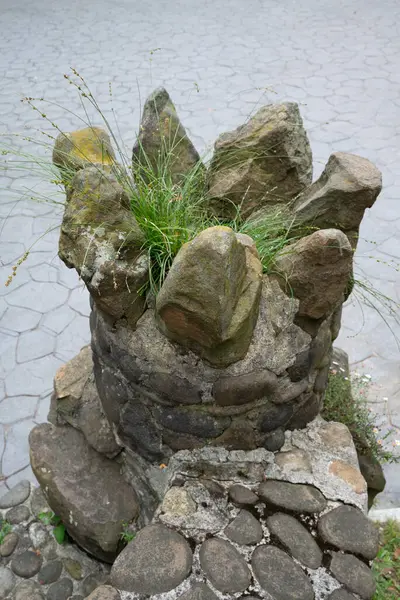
[273,228,353,319]
[132,87,201,184]
[207,102,312,219]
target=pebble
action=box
[14,580,45,600]
[64,557,83,580]
[330,552,376,600]
[228,484,258,506]
[6,505,31,524]
[11,550,42,578]
[0,532,19,557]
[47,577,74,600]
[38,560,63,584]
[0,481,31,509]
[199,537,251,593]
[258,480,327,514]
[267,512,322,569]
[0,566,15,598]
[224,510,263,545]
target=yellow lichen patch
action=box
[67,127,115,165]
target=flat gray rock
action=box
[14,580,45,600]
[251,545,314,600]
[6,504,30,523]
[318,505,379,560]
[258,480,327,513]
[0,566,15,597]
[330,552,376,600]
[0,480,30,508]
[38,560,63,585]
[267,512,322,569]
[11,550,42,578]
[178,582,219,600]
[228,484,259,506]
[47,577,74,600]
[0,532,19,557]
[225,510,263,545]
[111,524,192,594]
[327,589,358,600]
[199,537,251,593]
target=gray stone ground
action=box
[0,0,399,507]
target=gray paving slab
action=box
[0,0,399,508]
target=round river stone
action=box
[11,550,42,578]
[110,524,192,594]
[0,480,30,509]
[0,566,15,597]
[6,505,30,524]
[318,504,379,560]
[251,545,314,600]
[0,532,19,557]
[38,560,63,585]
[228,484,258,506]
[267,512,322,568]
[258,480,327,513]
[14,580,45,600]
[225,510,263,545]
[330,552,376,600]
[199,537,251,593]
[47,577,74,600]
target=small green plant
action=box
[322,371,399,465]
[120,521,136,544]
[37,511,66,544]
[0,520,12,545]
[373,519,400,600]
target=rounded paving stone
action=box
[178,582,219,600]
[251,545,314,600]
[0,532,19,557]
[82,574,108,597]
[11,550,42,578]
[14,580,45,600]
[228,484,258,506]
[63,558,83,580]
[0,480,31,508]
[0,566,15,598]
[38,560,63,585]
[258,480,327,514]
[111,524,192,594]
[199,537,251,593]
[330,552,376,600]
[327,590,358,600]
[318,505,379,560]
[86,585,120,600]
[224,510,263,545]
[47,577,74,600]
[267,512,323,569]
[6,505,30,524]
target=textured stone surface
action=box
[53,127,115,172]
[267,512,322,568]
[330,552,376,600]
[258,480,327,513]
[156,226,262,367]
[111,524,192,594]
[37,560,63,585]
[29,423,139,562]
[207,102,312,219]
[0,532,19,557]
[0,566,15,597]
[11,550,42,578]
[318,504,379,560]
[6,504,30,523]
[86,586,121,600]
[273,229,353,320]
[252,545,314,600]
[132,87,201,184]
[199,537,251,593]
[161,487,197,516]
[178,583,219,600]
[14,580,45,600]
[47,578,74,600]
[327,591,358,600]
[228,484,258,506]
[0,481,30,508]
[224,509,263,545]
[329,460,367,494]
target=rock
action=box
[118,400,163,461]
[132,87,201,185]
[259,402,294,432]
[50,346,120,458]
[331,347,350,378]
[258,480,327,513]
[53,127,116,172]
[330,552,375,600]
[0,532,19,557]
[29,423,139,562]
[0,566,15,598]
[275,449,312,473]
[0,480,30,508]
[358,453,386,509]
[156,226,262,367]
[14,580,45,600]
[11,550,42,578]
[267,513,322,568]
[328,460,367,494]
[86,586,121,600]
[146,371,202,405]
[327,590,358,600]
[47,578,74,600]
[317,422,354,451]
[318,505,379,560]
[199,537,251,593]
[287,349,311,382]
[228,484,259,506]
[63,558,83,580]
[5,505,30,524]
[82,574,109,597]
[161,487,197,516]
[59,166,147,326]
[251,545,314,600]
[111,524,192,594]
[224,510,263,545]
[207,102,312,219]
[29,522,49,549]
[263,428,285,451]
[294,152,382,245]
[178,583,219,600]
[30,487,49,516]
[38,560,63,585]
[273,229,353,320]
[213,370,278,406]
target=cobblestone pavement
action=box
[1,0,400,507]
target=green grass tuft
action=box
[373,519,400,600]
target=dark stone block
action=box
[147,371,202,405]
[228,484,258,506]
[263,428,285,452]
[159,407,230,438]
[267,512,322,568]
[314,364,330,393]
[258,403,294,432]
[258,480,327,513]
[119,401,162,460]
[225,510,263,545]
[286,393,321,430]
[199,537,251,593]
[330,552,375,599]
[162,428,205,451]
[287,350,311,382]
[213,370,278,406]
